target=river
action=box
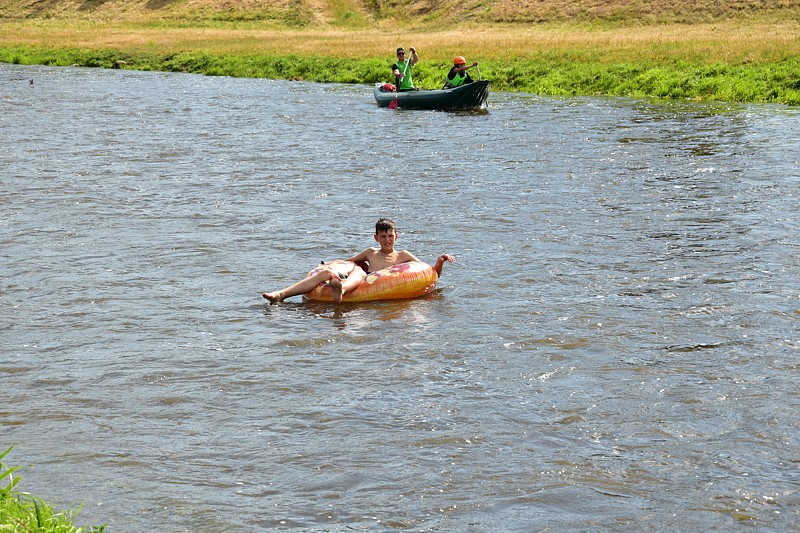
[1,63,798,531]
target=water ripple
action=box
[1,63,799,532]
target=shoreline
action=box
[1,19,799,104]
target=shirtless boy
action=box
[262,218,455,304]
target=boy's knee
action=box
[315,267,335,280]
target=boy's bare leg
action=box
[342,268,365,293]
[262,291,284,303]
[331,267,366,304]
[263,269,335,303]
[330,277,344,304]
[330,266,365,304]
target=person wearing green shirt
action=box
[392,47,419,91]
[445,56,479,88]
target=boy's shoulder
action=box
[350,246,381,260]
[396,249,420,262]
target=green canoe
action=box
[374,80,490,110]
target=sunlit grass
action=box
[4,42,798,104]
[2,19,797,63]
[1,10,799,103]
[0,446,106,533]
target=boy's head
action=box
[374,218,398,251]
[375,218,397,236]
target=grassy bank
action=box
[0,446,106,532]
[4,43,800,104]
[1,1,800,103]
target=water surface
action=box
[1,63,799,531]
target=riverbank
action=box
[2,4,799,103]
[0,447,106,532]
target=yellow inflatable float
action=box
[304,260,438,302]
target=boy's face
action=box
[374,229,397,251]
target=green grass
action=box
[1,4,798,104]
[3,45,799,104]
[0,446,106,533]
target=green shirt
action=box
[394,60,415,91]
[447,69,467,88]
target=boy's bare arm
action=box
[396,250,420,263]
[395,250,454,276]
[346,248,374,263]
[432,253,456,276]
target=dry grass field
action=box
[1,0,798,25]
[1,0,799,63]
[2,0,799,102]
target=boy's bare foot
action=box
[262,291,283,303]
[330,277,343,304]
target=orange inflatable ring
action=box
[304,260,438,302]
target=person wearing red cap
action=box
[444,56,479,89]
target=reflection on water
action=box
[1,63,799,532]
[297,292,444,327]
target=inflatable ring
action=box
[304,260,438,302]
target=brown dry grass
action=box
[2,0,799,103]
[1,19,798,65]
[1,0,799,66]
[2,0,799,24]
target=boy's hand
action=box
[433,254,454,276]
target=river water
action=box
[1,63,798,531]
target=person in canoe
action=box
[444,56,479,89]
[392,47,419,91]
[262,218,455,304]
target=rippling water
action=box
[1,63,799,531]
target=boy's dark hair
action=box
[375,218,397,234]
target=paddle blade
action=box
[388,98,398,109]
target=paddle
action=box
[388,53,412,109]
